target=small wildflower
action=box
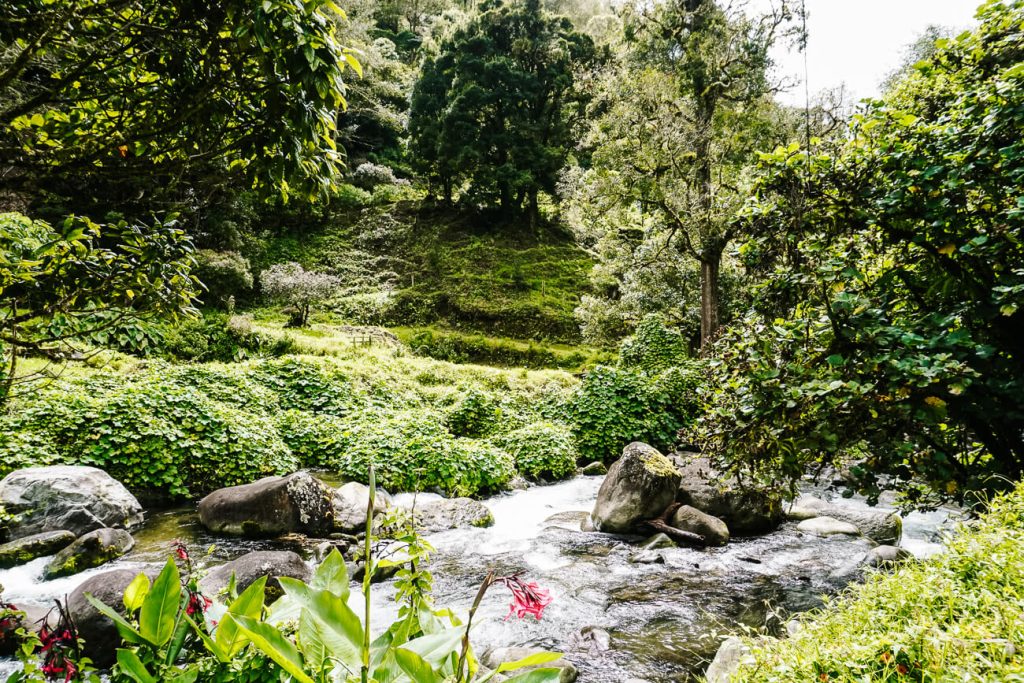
[498,575,553,621]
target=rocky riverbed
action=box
[0,463,955,682]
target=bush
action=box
[276,409,354,470]
[735,481,1024,682]
[193,249,253,307]
[339,410,514,496]
[492,421,578,480]
[446,389,503,438]
[618,315,689,374]
[404,327,613,371]
[251,357,356,415]
[159,313,295,362]
[0,375,297,499]
[571,364,697,462]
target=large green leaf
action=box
[123,573,151,613]
[215,575,267,658]
[139,558,181,647]
[503,670,564,683]
[277,577,363,671]
[310,548,350,599]
[233,615,315,683]
[394,648,443,683]
[116,649,157,683]
[476,652,565,683]
[398,625,466,671]
[83,594,148,646]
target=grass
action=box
[728,484,1024,682]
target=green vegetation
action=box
[732,481,1024,682]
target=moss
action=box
[639,449,679,479]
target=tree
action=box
[408,0,598,221]
[0,212,198,406]
[571,0,799,349]
[260,263,342,327]
[0,0,361,220]
[698,0,1024,507]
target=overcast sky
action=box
[752,0,983,106]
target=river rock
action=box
[43,528,135,579]
[785,495,830,521]
[864,545,913,568]
[820,506,902,545]
[0,466,144,540]
[408,498,494,533]
[333,482,391,533]
[797,516,860,537]
[0,530,76,568]
[673,454,783,535]
[670,505,730,546]
[68,566,160,667]
[592,443,680,534]
[705,636,753,683]
[544,511,590,531]
[580,461,607,476]
[482,647,578,683]
[198,550,311,602]
[198,471,335,537]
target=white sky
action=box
[752,0,983,106]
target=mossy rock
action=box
[0,530,76,569]
[43,528,135,579]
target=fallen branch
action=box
[641,502,707,547]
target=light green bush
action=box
[733,482,1024,682]
[492,421,578,481]
[618,315,689,374]
[276,409,354,471]
[446,388,503,438]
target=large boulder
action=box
[0,530,75,569]
[670,505,730,546]
[43,528,135,579]
[198,472,334,537]
[704,637,753,683]
[68,567,160,667]
[785,495,902,545]
[592,443,680,534]
[333,482,391,533]
[0,466,143,540]
[408,498,495,533]
[198,550,311,602]
[482,647,578,683]
[673,454,783,535]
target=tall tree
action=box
[408,0,598,221]
[588,0,798,349]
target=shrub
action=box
[276,409,354,470]
[618,315,689,374]
[735,481,1024,682]
[339,410,514,496]
[193,249,253,307]
[251,357,356,415]
[159,313,294,362]
[492,421,578,480]
[446,389,503,438]
[571,365,696,462]
[0,376,297,499]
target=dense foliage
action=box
[701,0,1024,506]
[735,479,1024,681]
[409,0,598,218]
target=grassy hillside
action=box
[255,199,594,343]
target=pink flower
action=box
[501,577,553,621]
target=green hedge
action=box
[492,421,578,481]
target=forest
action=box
[0,0,1021,681]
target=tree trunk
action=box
[699,253,721,350]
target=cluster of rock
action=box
[586,443,907,557]
[0,466,144,578]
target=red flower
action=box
[896,663,909,675]
[501,577,553,621]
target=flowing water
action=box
[0,476,955,681]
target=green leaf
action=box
[395,647,442,683]
[399,625,466,670]
[503,670,564,683]
[215,575,267,657]
[123,573,151,612]
[494,651,563,674]
[233,615,315,683]
[84,594,148,646]
[310,548,350,598]
[277,577,363,670]
[140,558,181,646]
[116,649,157,683]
